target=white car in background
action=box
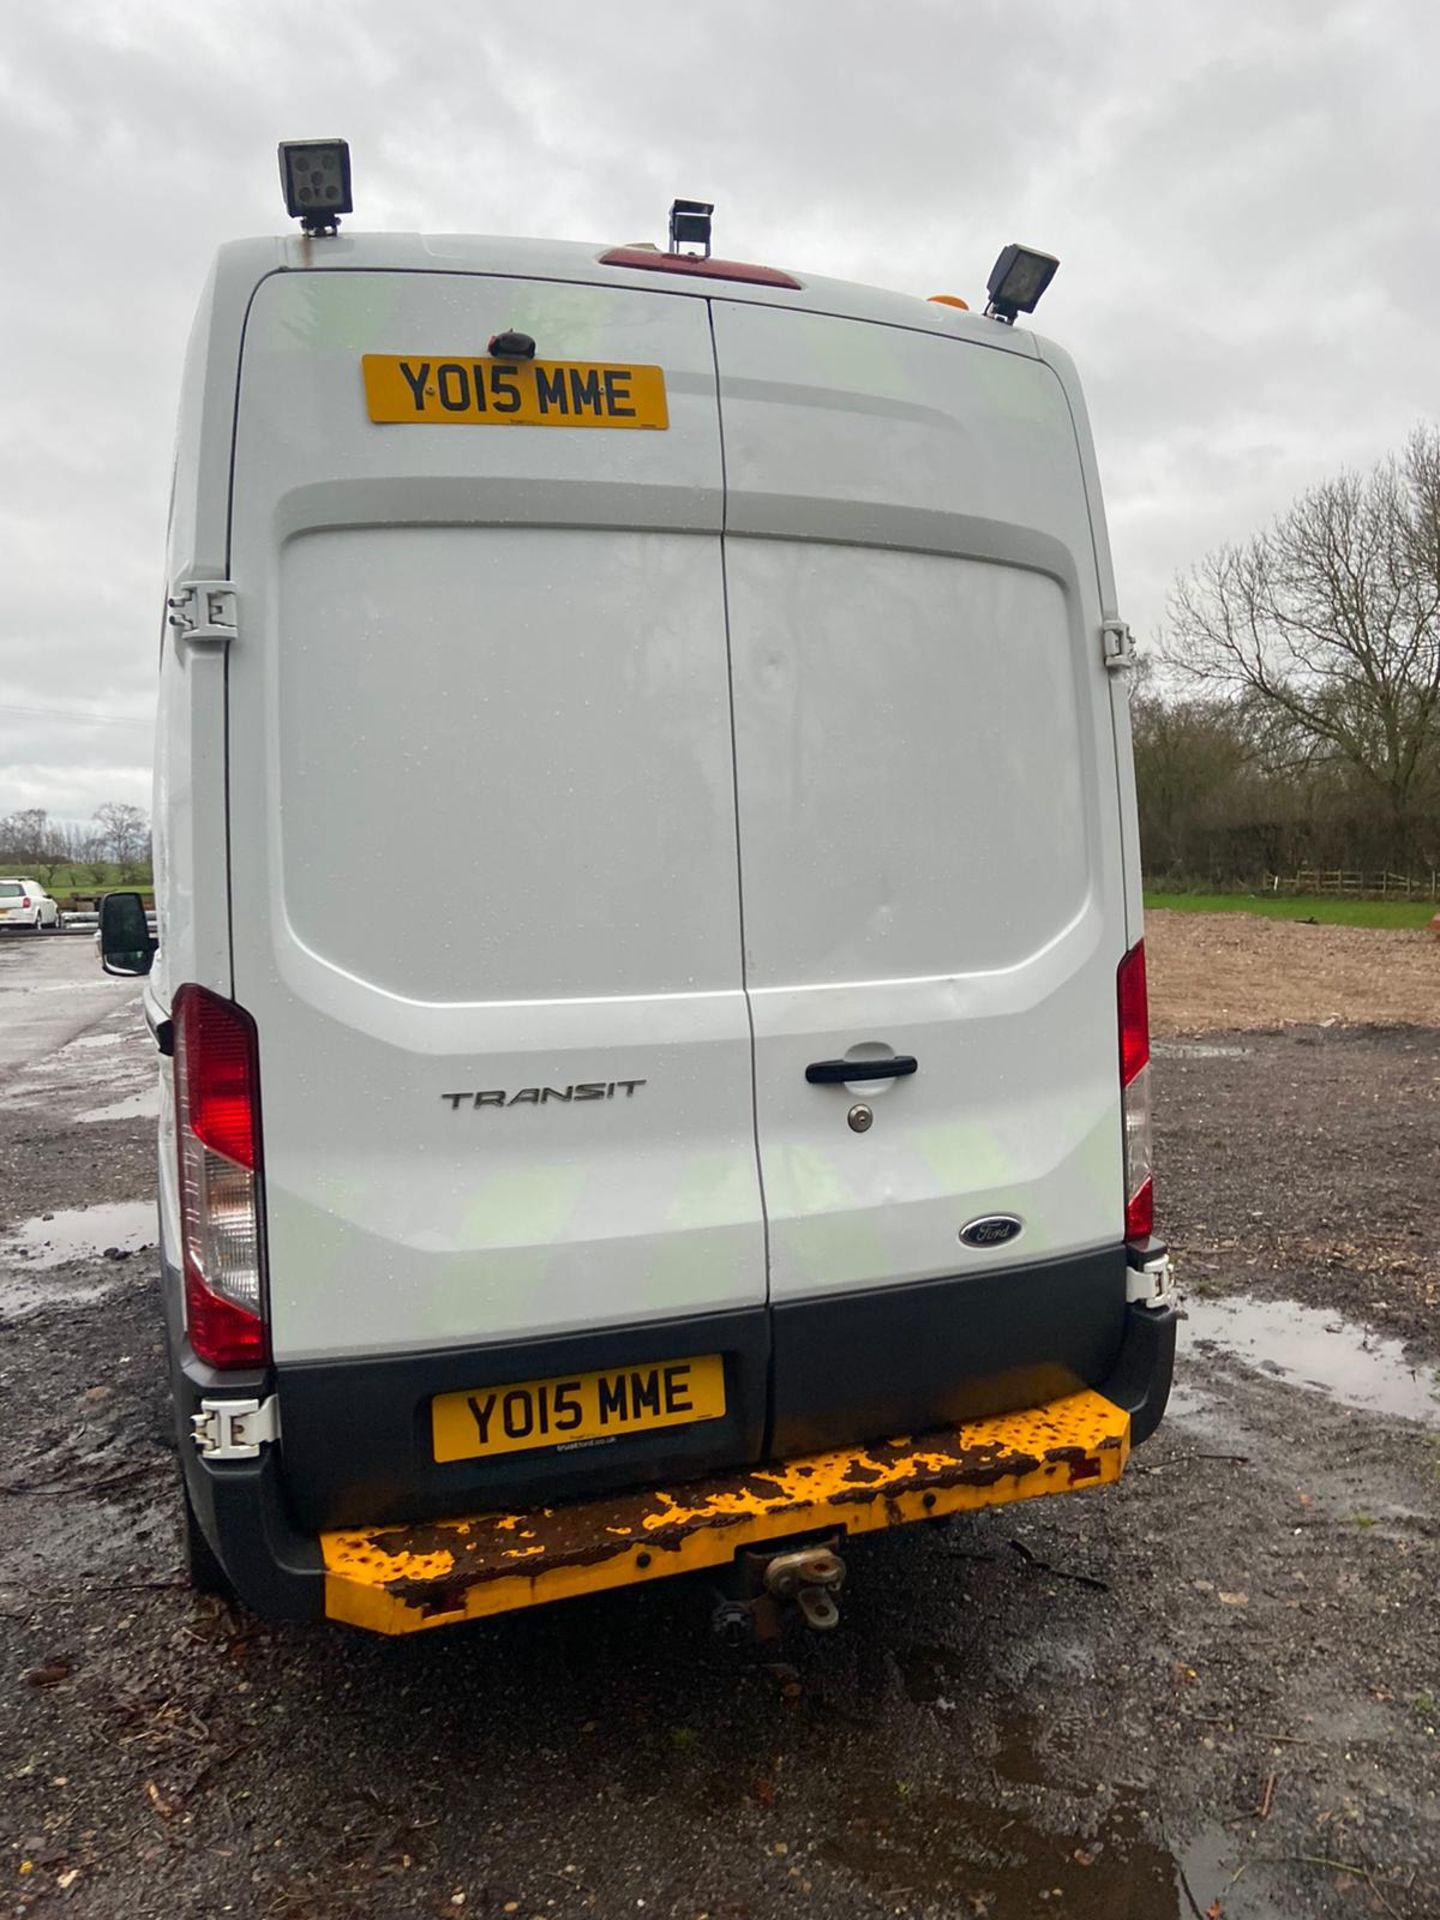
[0,879,60,930]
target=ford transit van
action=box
[103,213,1175,1635]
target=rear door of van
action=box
[712,304,1133,1455]
[225,269,767,1527]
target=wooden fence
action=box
[1267,869,1440,899]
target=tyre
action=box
[180,1472,235,1599]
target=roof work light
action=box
[278,139,353,234]
[669,198,714,257]
[984,244,1059,324]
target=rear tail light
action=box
[174,985,269,1368]
[21,896,31,908]
[1118,941,1154,1241]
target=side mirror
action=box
[99,891,157,977]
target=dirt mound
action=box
[1148,909,1439,1034]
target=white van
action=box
[103,210,1175,1635]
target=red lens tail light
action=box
[181,988,259,1169]
[174,985,269,1368]
[1118,942,1154,1242]
[1126,1169,1155,1242]
[1118,940,1149,1088]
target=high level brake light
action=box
[600,195,802,288]
[174,986,269,1368]
[1118,942,1154,1241]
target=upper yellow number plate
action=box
[362,355,668,429]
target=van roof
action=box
[213,232,1048,361]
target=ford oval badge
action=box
[960,1214,1023,1250]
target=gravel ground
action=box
[1158,1024,1439,1346]
[1,931,1437,1920]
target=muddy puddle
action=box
[825,1758,1249,1917]
[1184,1292,1439,1427]
[1152,1039,1251,1059]
[20,978,125,996]
[76,1084,160,1124]
[0,1200,156,1271]
[831,1676,1266,1916]
[0,1202,156,1318]
[0,1271,120,1317]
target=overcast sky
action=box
[3,0,1437,821]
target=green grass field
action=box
[0,862,153,904]
[1144,890,1437,930]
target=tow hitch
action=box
[765,1545,845,1631]
[712,1540,847,1641]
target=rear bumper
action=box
[322,1385,1135,1635]
[166,1251,1175,1629]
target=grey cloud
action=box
[3,0,1437,811]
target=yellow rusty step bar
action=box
[321,1388,1130,1635]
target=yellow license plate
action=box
[431,1353,725,1464]
[362,355,668,429]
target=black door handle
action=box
[805,1056,918,1085]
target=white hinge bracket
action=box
[1101,619,1135,671]
[191,1395,280,1461]
[168,581,237,645]
[1126,1249,1175,1311]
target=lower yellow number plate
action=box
[432,1353,725,1464]
[363,355,668,429]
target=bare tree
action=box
[0,808,51,864]
[91,801,151,879]
[78,831,111,888]
[1131,687,1254,878]
[1164,426,1440,869]
[0,807,74,884]
[33,828,71,889]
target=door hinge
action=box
[168,581,238,645]
[191,1395,280,1461]
[1101,619,1135,671]
[1126,1249,1175,1311]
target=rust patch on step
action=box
[322,1389,1132,1634]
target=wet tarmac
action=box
[0,930,137,1072]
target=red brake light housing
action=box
[174,985,269,1368]
[1118,942,1154,1241]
